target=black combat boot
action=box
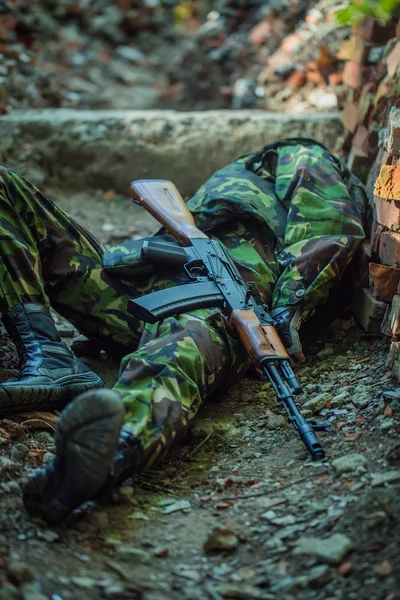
[23,389,141,524]
[0,303,104,416]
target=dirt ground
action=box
[1,192,400,600]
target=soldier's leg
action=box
[0,167,130,414]
[0,166,139,349]
[266,142,366,358]
[23,304,247,523]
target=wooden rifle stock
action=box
[130,179,208,247]
[230,310,289,362]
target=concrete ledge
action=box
[0,109,343,195]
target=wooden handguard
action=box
[130,179,208,247]
[230,309,289,362]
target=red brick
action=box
[369,262,400,301]
[347,149,373,181]
[357,82,376,123]
[386,108,400,157]
[375,196,400,231]
[356,17,396,43]
[341,101,359,133]
[381,294,400,338]
[337,39,353,61]
[249,19,272,46]
[328,72,342,86]
[287,71,307,88]
[352,125,379,158]
[351,37,371,64]
[343,60,365,88]
[387,41,400,78]
[379,230,400,266]
[375,196,400,232]
[371,220,385,258]
[353,240,372,287]
[387,340,400,379]
[374,165,400,201]
[352,286,388,332]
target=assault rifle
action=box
[129,179,328,460]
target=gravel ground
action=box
[0,192,399,600]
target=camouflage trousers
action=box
[0,140,366,471]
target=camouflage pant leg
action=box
[113,307,246,471]
[270,142,366,319]
[0,167,249,472]
[0,166,141,347]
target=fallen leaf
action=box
[103,189,116,201]
[28,449,47,465]
[337,562,353,576]
[215,502,231,510]
[384,405,393,418]
[163,500,191,514]
[372,560,392,576]
[0,428,10,439]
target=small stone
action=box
[307,564,333,587]
[0,583,21,600]
[317,346,335,358]
[302,393,332,413]
[331,391,351,408]
[371,470,400,486]
[111,485,134,504]
[7,561,35,585]
[19,582,48,600]
[6,481,20,493]
[32,432,54,446]
[332,453,368,474]
[71,576,97,588]
[36,528,59,543]
[10,443,29,463]
[300,409,313,418]
[204,527,238,553]
[293,533,353,565]
[352,391,371,409]
[42,452,55,465]
[380,418,394,430]
[87,511,108,531]
[115,46,146,63]
[266,415,286,429]
[216,583,263,599]
[163,499,191,514]
[116,546,151,564]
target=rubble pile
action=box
[0,0,356,113]
[0,0,180,112]
[335,14,400,381]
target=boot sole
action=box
[0,372,104,417]
[23,390,125,524]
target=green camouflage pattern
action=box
[0,138,366,472]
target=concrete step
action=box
[0,109,342,196]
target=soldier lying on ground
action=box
[0,138,367,524]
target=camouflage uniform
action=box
[0,138,366,471]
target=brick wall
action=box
[339,15,400,379]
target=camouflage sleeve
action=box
[270,142,367,320]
